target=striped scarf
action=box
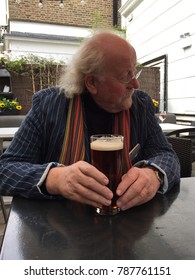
[114,110,132,173]
[59,95,131,173]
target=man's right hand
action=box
[45,160,113,208]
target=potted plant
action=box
[0,97,22,115]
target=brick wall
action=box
[9,0,121,28]
[138,67,160,101]
[11,73,33,115]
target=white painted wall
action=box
[9,21,91,38]
[5,36,80,63]
[4,20,91,62]
[120,0,195,115]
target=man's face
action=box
[88,44,140,113]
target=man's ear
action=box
[85,75,97,95]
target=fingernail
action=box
[116,189,121,196]
[117,201,121,208]
[104,178,109,185]
[104,200,111,206]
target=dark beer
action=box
[90,135,123,215]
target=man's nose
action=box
[127,78,140,89]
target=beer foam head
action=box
[90,138,123,151]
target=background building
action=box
[0,0,125,114]
[1,0,121,62]
[120,0,195,122]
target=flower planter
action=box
[0,109,19,115]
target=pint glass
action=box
[90,134,124,215]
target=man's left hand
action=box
[116,167,160,210]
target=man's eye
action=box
[121,74,131,82]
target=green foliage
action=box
[0,57,28,75]
[0,54,65,93]
[91,10,106,30]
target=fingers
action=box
[54,161,113,207]
[67,182,112,208]
[116,167,159,211]
[77,162,111,198]
[117,169,139,196]
[46,163,159,211]
[71,161,113,200]
[79,161,109,186]
[117,179,150,210]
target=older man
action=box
[0,31,180,211]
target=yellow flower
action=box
[0,97,22,112]
[16,105,22,110]
[152,99,159,107]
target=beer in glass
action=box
[90,134,124,215]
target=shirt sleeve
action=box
[0,89,63,199]
[131,91,180,193]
